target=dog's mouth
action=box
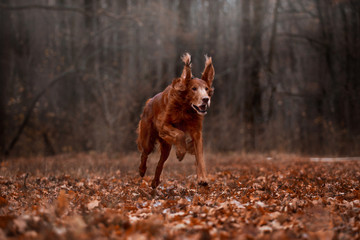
[192,104,208,115]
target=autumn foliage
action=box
[0,153,359,239]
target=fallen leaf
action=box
[87,199,100,210]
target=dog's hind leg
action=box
[139,152,149,177]
[139,141,155,177]
[138,121,156,177]
[151,140,171,188]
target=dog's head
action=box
[172,53,215,115]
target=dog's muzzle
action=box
[192,104,208,115]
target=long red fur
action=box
[137,53,215,188]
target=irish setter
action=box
[137,53,215,188]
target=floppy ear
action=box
[180,52,192,83]
[201,55,215,86]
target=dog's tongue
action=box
[199,104,207,111]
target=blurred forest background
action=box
[0,0,359,157]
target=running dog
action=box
[137,53,215,188]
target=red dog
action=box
[137,53,215,188]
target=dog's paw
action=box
[139,166,146,177]
[198,181,209,187]
[151,179,160,189]
[176,150,186,161]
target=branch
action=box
[278,33,327,48]
[3,67,76,158]
[0,3,143,25]
[276,91,315,99]
[0,3,89,15]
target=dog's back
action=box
[137,86,171,154]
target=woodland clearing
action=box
[0,152,359,239]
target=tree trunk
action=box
[242,0,264,152]
[266,0,280,123]
[175,0,191,76]
[0,0,10,156]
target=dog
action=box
[137,53,215,188]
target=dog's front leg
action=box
[158,124,187,161]
[191,131,208,186]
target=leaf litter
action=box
[0,153,359,239]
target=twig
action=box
[23,173,29,190]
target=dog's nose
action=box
[202,97,209,104]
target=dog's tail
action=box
[136,121,142,152]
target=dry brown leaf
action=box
[87,199,100,210]
[0,196,8,207]
[1,153,359,239]
[55,190,69,216]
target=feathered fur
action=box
[137,53,215,188]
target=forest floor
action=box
[0,152,359,239]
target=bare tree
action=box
[1,0,359,157]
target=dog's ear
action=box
[172,78,186,91]
[173,53,192,91]
[201,55,215,86]
[180,52,192,83]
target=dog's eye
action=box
[205,87,209,91]
[192,87,197,91]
